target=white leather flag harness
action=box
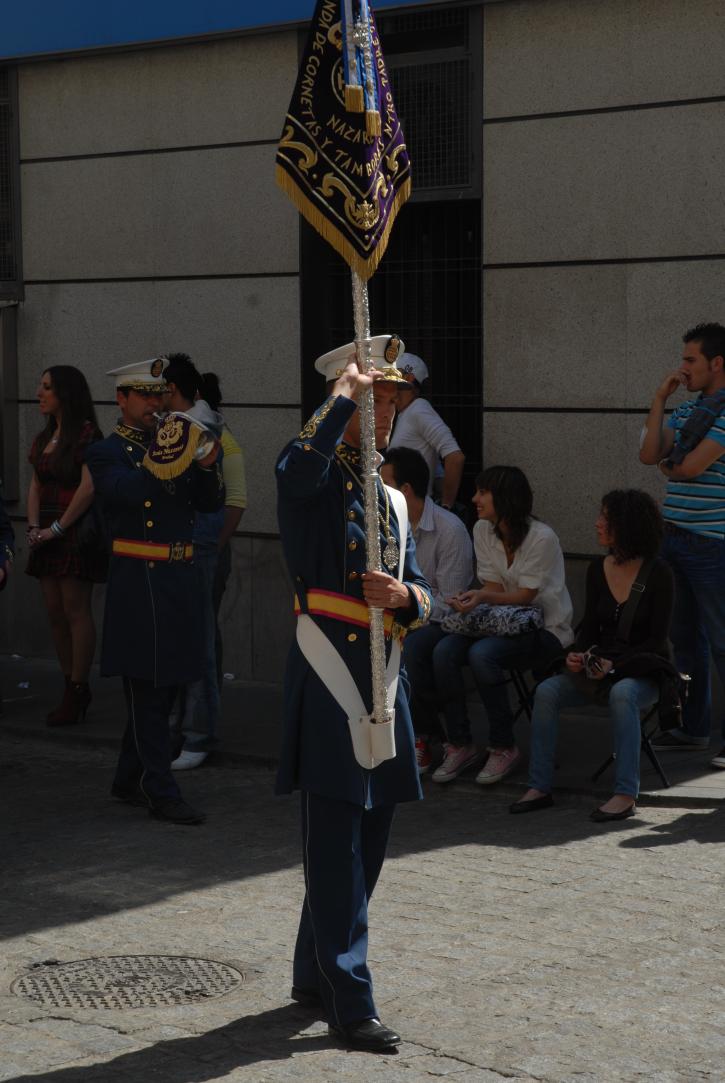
[296,484,409,769]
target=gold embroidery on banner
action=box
[156,418,184,448]
[386,144,406,177]
[278,125,318,174]
[298,397,335,439]
[318,173,390,233]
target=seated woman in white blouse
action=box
[431,466,574,786]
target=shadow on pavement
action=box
[617,806,725,848]
[3,735,664,944]
[2,1004,340,1083]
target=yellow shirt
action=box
[220,427,247,509]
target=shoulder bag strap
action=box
[616,558,655,644]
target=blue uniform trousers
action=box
[293,791,395,1026]
[114,677,182,803]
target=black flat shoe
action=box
[291,985,322,1008]
[509,794,554,814]
[590,803,635,823]
[329,1018,401,1052]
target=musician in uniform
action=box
[86,358,224,825]
[276,335,432,1051]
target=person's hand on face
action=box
[656,371,686,401]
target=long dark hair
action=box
[30,366,101,486]
[200,372,223,411]
[600,489,663,562]
[475,465,533,553]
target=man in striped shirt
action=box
[640,322,725,766]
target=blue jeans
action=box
[432,629,562,748]
[178,545,221,752]
[662,528,725,740]
[402,622,448,737]
[528,674,659,798]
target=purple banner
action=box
[275,0,411,281]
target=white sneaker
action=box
[475,746,521,785]
[431,743,480,783]
[171,750,208,771]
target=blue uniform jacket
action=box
[86,423,224,687]
[275,394,433,808]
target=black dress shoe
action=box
[329,1018,401,1052]
[509,794,554,814]
[111,784,148,808]
[290,986,322,1008]
[589,803,635,823]
[149,797,206,825]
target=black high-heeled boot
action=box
[46,675,72,725]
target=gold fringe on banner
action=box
[276,166,411,281]
[345,84,365,112]
[143,422,202,481]
[365,110,381,137]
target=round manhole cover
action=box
[12,955,244,1010]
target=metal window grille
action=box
[390,60,470,190]
[377,9,468,52]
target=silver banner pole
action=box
[352,269,392,726]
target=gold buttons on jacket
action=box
[348,540,357,551]
[126,445,133,451]
[346,481,353,491]
[144,500,152,508]
[303,444,311,451]
[348,571,358,581]
[347,510,356,521]
[347,633,357,642]
[146,520,154,528]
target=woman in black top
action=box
[511,489,674,822]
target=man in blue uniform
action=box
[276,335,432,1052]
[86,358,224,825]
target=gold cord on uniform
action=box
[335,450,400,572]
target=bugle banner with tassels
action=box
[276,0,412,732]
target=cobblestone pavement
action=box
[2,732,725,1083]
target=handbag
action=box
[441,603,544,638]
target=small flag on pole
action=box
[275,0,411,281]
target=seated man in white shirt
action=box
[381,447,474,773]
[388,354,465,510]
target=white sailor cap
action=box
[314,334,407,384]
[107,357,169,392]
[398,352,429,386]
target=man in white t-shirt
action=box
[388,353,465,509]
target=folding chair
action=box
[591,701,671,789]
[506,667,536,723]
